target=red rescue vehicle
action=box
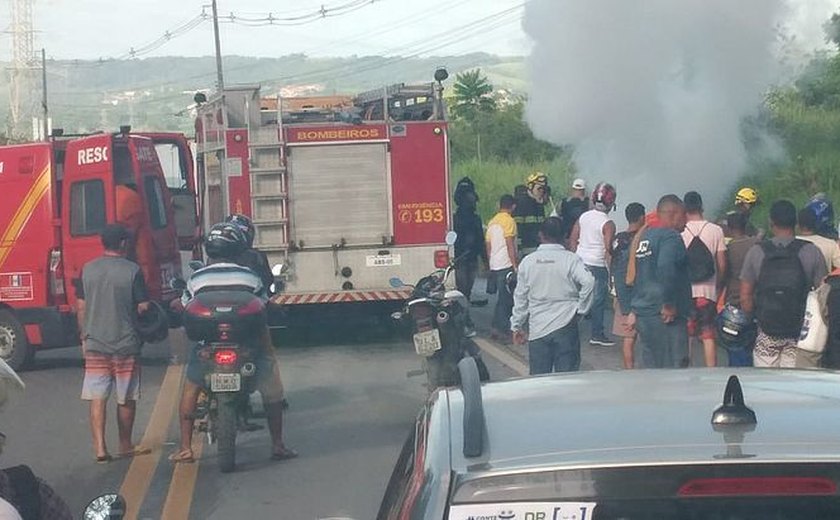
[194,79,451,316]
[0,129,193,368]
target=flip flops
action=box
[168,449,195,464]
[95,454,112,464]
[115,446,152,460]
[270,448,298,461]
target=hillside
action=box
[0,54,525,135]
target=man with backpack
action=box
[681,192,727,367]
[740,200,827,368]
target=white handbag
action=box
[798,289,829,353]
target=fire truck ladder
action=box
[248,95,289,266]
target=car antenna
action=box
[458,356,486,458]
[711,375,757,426]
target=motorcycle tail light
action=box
[185,299,213,318]
[214,349,238,366]
[434,250,449,269]
[409,303,434,319]
[237,298,265,316]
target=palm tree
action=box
[451,69,496,122]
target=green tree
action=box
[451,69,497,122]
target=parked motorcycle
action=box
[391,232,490,391]
[171,261,284,473]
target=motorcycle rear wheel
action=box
[216,393,238,473]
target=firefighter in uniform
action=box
[513,172,553,257]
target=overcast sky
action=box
[0,0,528,61]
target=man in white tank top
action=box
[570,182,617,346]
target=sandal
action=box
[270,448,298,461]
[168,449,195,464]
[95,454,112,464]
[115,446,152,459]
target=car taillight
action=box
[49,249,66,305]
[185,299,213,318]
[678,477,837,497]
[237,298,264,316]
[214,349,238,366]
[434,250,449,269]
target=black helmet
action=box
[717,304,756,352]
[225,213,255,247]
[134,301,169,343]
[204,222,248,260]
[505,270,517,294]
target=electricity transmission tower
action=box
[7,0,38,138]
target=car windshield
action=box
[5,2,840,520]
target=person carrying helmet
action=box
[513,172,552,256]
[570,182,617,347]
[73,224,153,463]
[0,359,73,519]
[170,222,296,464]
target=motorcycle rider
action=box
[170,223,296,464]
[225,214,274,290]
[513,172,552,257]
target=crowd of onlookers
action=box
[453,174,840,375]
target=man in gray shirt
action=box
[511,217,595,374]
[740,200,827,368]
[75,224,151,463]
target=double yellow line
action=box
[119,336,205,519]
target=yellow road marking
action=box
[0,165,51,269]
[119,363,184,520]
[160,432,204,519]
[473,337,529,376]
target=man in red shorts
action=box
[681,192,727,366]
[75,224,151,463]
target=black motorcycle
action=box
[172,262,284,473]
[391,232,489,391]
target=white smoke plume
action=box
[524,0,831,211]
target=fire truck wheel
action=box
[0,310,30,371]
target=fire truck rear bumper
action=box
[271,289,412,305]
[17,307,79,349]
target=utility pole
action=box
[8,0,37,138]
[211,0,225,93]
[41,48,49,141]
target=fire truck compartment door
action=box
[289,143,390,248]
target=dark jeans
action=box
[528,320,581,374]
[491,268,514,334]
[587,265,609,338]
[728,348,753,367]
[455,257,478,300]
[635,315,689,368]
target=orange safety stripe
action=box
[0,165,51,270]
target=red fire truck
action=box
[0,129,195,368]
[194,80,451,316]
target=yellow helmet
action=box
[526,172,547,186]
[735,187,758,205]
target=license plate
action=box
[366,254,402,267]
[413,329,442,357]
[210,373,241,392]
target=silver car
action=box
[377,360,840,519]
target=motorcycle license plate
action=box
[413,329,442,357]
[210,373,241,392]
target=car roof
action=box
[443,368,840,475]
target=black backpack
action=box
[2,465,40,520]
[685,223,716,283]
[755,239,809,338]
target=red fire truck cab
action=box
[0,130,186,369]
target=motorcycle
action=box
[391,232,490,391]
[170,261,285,473]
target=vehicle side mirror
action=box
[84,493,126,520]
[445,231,457,246]
[271,263,289,277]
[170,278,187,291]
[188,260,205,272]
[389,277,405,288]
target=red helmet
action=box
[592,182,617,212]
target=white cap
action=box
[572,178,586,190]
